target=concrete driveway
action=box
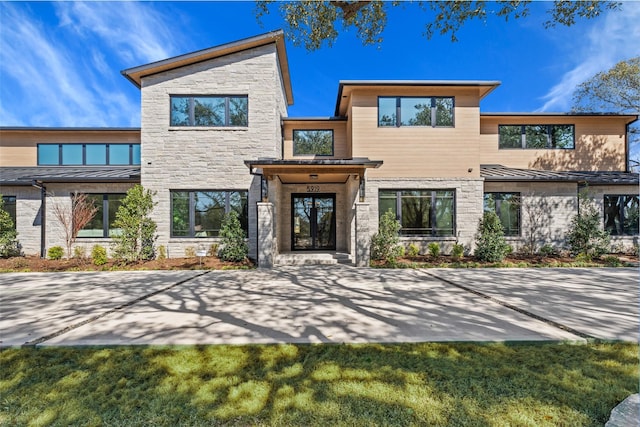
[0,267,637,347]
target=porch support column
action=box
[257,202,275,268]
[355,202,370,267]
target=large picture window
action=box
[379,190,455,236]
[2,195,17,230]
[78,194,125,238]
[171,190,248,237]
[498,125,574,149]
[484,193,520,236]
[293,130,334,156]
[37,144,141,166]
[604,195,639,235]
[378,97,454,128]
[170,95,248,127]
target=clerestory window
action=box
[170,95,248,127]
[378,97,454,128]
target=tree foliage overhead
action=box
[572,57,640,113]
[255,0,621,50]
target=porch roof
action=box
[0,166,141,186]
[244,157,383,175]
[481,165,639,185]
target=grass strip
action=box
[1,342,637,426]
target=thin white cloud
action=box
[539,2,640,111]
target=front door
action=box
[292,194,336,250]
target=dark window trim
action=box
[2,195,17,231]
[292,129,335,156]
[170,189,249,238]
[483,192,521,237]
[169,95,249,127]
[37,143,140,166]
[379,189,456,236]
[603,194,639,236]
[378,96,455,128]
[498,124,575,150]
[76,193,126,239]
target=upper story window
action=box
[498,125,575,149]
[378,97,454,128]
[170,95,248,127]
[293,130,334,156]
[37,144,141,166]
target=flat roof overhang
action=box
[245,158,382,182]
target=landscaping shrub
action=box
[184,246,196,258]
[371,210,403,264]
[48,246,64,260]
[474,211,510,262]
[538,244,558,257]
[451,243,464,261]
[208,243,219,257]
[91,245,108,266]
[112,185,158,262]
[602,255,622,267]
[73,246,87,259]
[566,193,610,258]
[157,245,166,260]
[427,242,441,258]
[219,211,248,262]
[407,243,420,257]
[0,196,20,258]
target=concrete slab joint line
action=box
[21,270,211,348]
[421,270,596,341]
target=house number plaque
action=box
[306,185,320,193]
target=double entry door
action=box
[292,194,336,250]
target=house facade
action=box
[1,30,638,266]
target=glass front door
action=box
[292,194,336,250]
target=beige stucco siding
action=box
[479,116,628,171]
[282,121,348,159]
[0,130,140,167]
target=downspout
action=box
[31,180,46,258]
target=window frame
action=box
[498,125,575,149]
[292,129,335,156]
[2,195,17,230]
[77,193,126,238]
[483,192,521,237]
[603,194,639,236]
[170,190,248,238]
[37,144,141,166]
[379,189,456,236]
[378,96,455,128]
[169,95,249,127]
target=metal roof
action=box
[0,167,141,186]
[481,165,639,185]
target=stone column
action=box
[257,202,275,268]
[355,202,370,267]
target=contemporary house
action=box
[1,30,638,266]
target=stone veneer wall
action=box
[139,44,288,259]
[1,186,42,256]
[366,178,485,254]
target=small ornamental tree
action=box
[371,210,403,264]
[474,211,511,262]
[112,185,157,262]
[567,193,611,258]
[52,192,98,258]
[219,210,248,262]
[0,196,20,258]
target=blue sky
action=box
[1,1,639,128]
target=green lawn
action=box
[1,342,637,426]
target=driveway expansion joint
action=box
[21,270,211,348]
[421,270,596,341]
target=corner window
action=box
[170,95,248,127]
[378,97,454,128]
[78,194,125,238]
[171,190,248,237]
[484,193,520,236]
[604,195,639,235]
[1,196,17,230]
[498,125,574,149]
[293,130,334,156]
[37,144,141,165]
[379,190,455,236]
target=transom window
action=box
[484,193,521,236]
[293,130,334,156]
[378,97,454,127]
[78,194,125,238]
[604,195,639,236]
[379,190,455,236]
[170,95,248,127]
[1,195,17,230]
[37,144,141,166]
[498,125,574,149]
[171,190,248,237]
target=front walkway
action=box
[0,267,637,347]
